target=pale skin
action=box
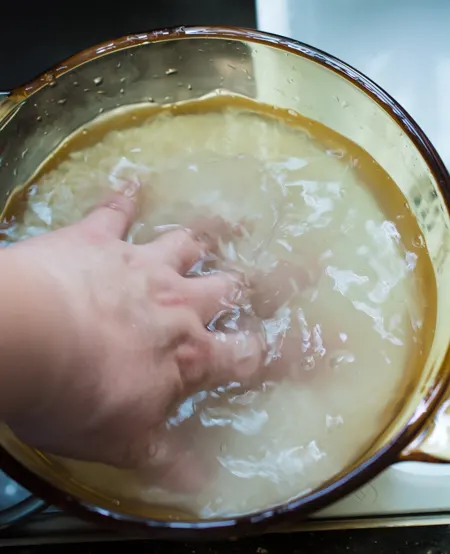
[0,187,329,489]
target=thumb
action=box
[79,183,139,240]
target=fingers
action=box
[143,216,247,275]
[150,228,205,274]
[177,329,266,392]
[250,261,315,319]
[187,215,243,250]
[207,331,266,388]
[79,190,137,240]
[183,272,241,324]
[136,429,207,493]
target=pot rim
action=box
[1,25,450,540]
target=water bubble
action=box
[93,76,103,86]
[326,149,345,159]
[329,350,355,370]
[301,356,316,371]
[326,414,344,430]
[165,68,178,75]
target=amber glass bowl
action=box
[0,27,449,540]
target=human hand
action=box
[4,186,265,473]
[247,259,334,383]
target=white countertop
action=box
[256,0,450,169]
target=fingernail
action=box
[120,179,140,199]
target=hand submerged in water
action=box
[0,183,333,494]
[3,186,266,479]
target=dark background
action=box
[1,0,450,551]
[0,0,256,90]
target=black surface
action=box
[2,527,450,554]
[0,0,256,90]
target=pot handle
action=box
[399,398,450,463]
[0,91,20,121]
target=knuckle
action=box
[101,193,134,216]
[176,335,212,390]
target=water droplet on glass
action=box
[412,235,425,248]
[21,149,28,159]
[97,90,106,95]
[147,97,154,103]
[57,98,67,105]
[73,81,79,87]
[82,129,88,136]
[36,115,42,122]
[93,76,103,86]
[48,80,57,88]
[117,62,121,68]
[187,84,192,90]
[120,77,126,83]
[84,88,90,93]
[120,88,125,94]
[165,68,178,75]
[98,107,104,114]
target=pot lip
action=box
[1,25,450,539]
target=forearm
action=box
[0,246,72,425]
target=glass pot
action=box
[0,27,449,540]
